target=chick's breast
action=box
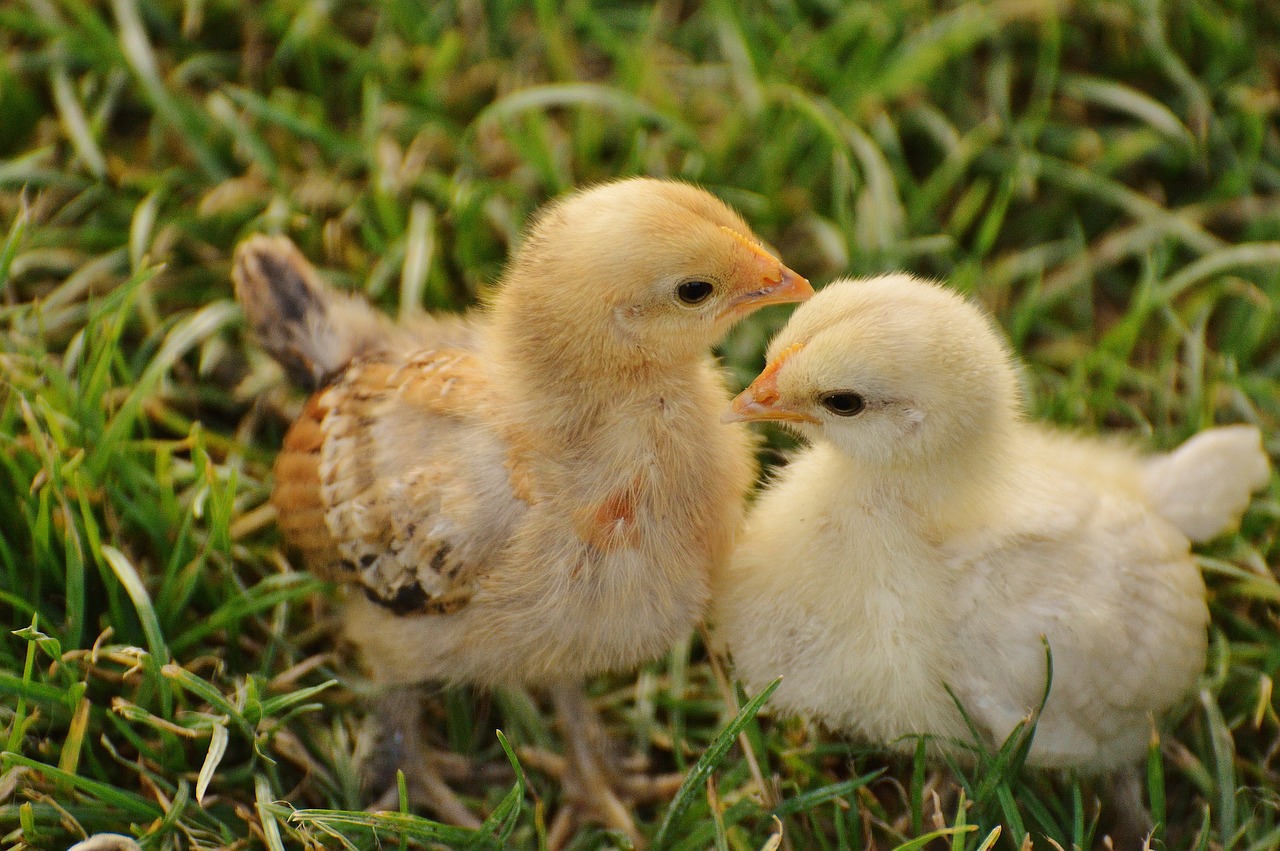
[713,444,973,746]
[451,363,756,686]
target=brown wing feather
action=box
[270,348,530,616]
[272,394,350,579]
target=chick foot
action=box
[358,688,483,829]
[543,682,682,849]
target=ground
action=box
[1,1,1278,849]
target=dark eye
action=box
[820,392,865,416]
[676,280,714,305]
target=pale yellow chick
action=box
[234,178,812,844]
[714,274,1269,833]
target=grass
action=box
[1,0,1278,848]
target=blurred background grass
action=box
[1,0,1278,848]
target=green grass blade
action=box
[652,677,780,848]
[100,545,172,711]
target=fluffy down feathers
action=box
[714,274,1269,771]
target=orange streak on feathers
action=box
[272,394,346,578]
[574,479,643,554]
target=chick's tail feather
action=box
[233,235,403,390]
[1142,425,1270,543]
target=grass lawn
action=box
[2,0,1278,848]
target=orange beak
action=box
[722,343,818,424]
[718,227,813,319]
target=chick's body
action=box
[235,178,812,839]
[715,275,1269,772]
[245,180,814,685]
[723,435,1204,770]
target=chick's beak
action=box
[739,263,813,311]
[722,343,817,424]
[718,227,813,318]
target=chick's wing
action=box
[273,346,531,615]
[946,484,1207,768]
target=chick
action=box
[233,178,813,844]
[714,274,1269,837]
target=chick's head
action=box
[494,178,811,369]
[725,275,1021,466]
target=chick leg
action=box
[1100,768,1154,851]
[359,688,482,829]
[547,681,645,848]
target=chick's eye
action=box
[820,392,865,416]
[676,280,714,305]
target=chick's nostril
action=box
[753,387,780,406]
[762,263,784,287]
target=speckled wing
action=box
[946,485,1208,770]
[272,346,531,616]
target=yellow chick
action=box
[233,178,813,844]
[714,274,1269,836]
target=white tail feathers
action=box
[1143,425,1270,542]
